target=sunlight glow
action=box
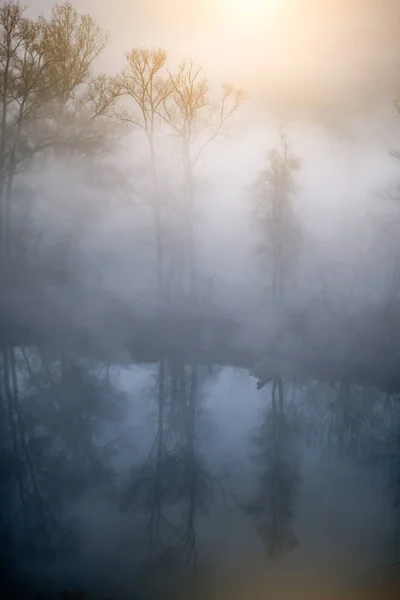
[224,0,283,28]
[233,0,270,12]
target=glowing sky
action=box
[27,0,400,121]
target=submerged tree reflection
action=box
[121,361,222,596]
[247,378,300,558]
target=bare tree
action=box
[0,1,116,267]
[114,48,172,295]
[161,60,245,295]
[38,2,116,157]
[0,1,32,262]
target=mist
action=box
[1,1,400,599]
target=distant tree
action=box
[250,129,301,303]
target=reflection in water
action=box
[246,376,300,558]
[0,356,398,598]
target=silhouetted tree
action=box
[162,61,245,296]
[250,128,301,303]
[114,48,172,295]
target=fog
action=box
[1,1,400,599]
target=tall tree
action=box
[114,48,171,295]
[0,1,116,269]
[162,61,245,296]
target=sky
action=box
[27,0,400,122]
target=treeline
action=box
[0,1,245,297]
